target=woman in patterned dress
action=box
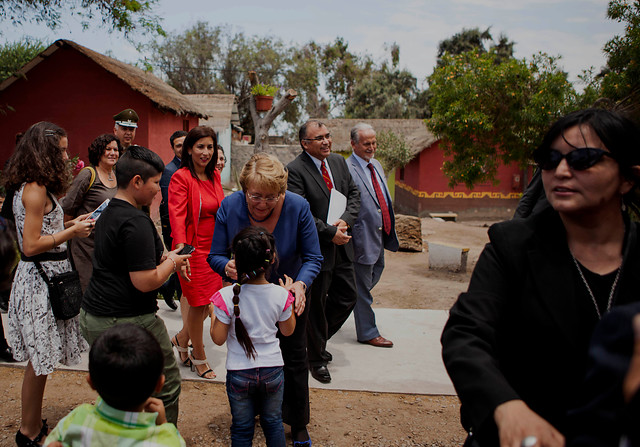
[1,122,94,446]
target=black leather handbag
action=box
[34,260,82,320]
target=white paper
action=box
[326,188,347,224]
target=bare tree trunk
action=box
[248,71,297,153]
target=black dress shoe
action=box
[164,293,178,311]
[158,284,178,311]
[310,365,331,383]
[0,346,16,362]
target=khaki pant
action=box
[79,309,181,425]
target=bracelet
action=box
[50,234,56,249]
[297,281,307,292]
[167,256,177,272]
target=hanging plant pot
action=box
[255,95,274,112]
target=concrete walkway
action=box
[1,304,455,395]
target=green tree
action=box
[0,0,164,37]
[344,66,429,119]
[375,130,414,178]
[320,37,373,114]
[151,22,220,93]
[344,44,429,119]
[149,22,286,138]
[600,0,640,112]
[437,27,515,65]
[427,50,577,188]
[0,38,46,82]
[282,41,327,127]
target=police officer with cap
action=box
[113,108,138,150]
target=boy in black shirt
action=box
[80,145,192,425]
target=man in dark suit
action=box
[157,130,187,310]
[287,120,360,384]
[347,123,399,347]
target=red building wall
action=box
[395,140,526,217]
[0,45,198,168]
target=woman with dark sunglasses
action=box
[442,108,640,447]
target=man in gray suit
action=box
[347,123,399,347]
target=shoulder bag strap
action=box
[33,260,52,286]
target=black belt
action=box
[20,251,68,262]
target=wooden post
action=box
[248,71,297,153]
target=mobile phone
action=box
[178,244,195,255]
[89,199,110,221]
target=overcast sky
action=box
[2,0,624,88]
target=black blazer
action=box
[441,207,640,445]
[287,151,360,271]
[567,301,640,447]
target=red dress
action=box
[168,168,224,306]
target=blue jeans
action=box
[226,366,285,447]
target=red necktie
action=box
[368,163,391,235]
[321,161,333,190]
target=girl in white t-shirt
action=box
[210,226,296,447]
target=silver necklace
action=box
[570,252,621,319]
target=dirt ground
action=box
[0,217,495,447]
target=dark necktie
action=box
[321,161,333,190]
[368,163,391,235]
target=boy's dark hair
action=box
[180,126,218,180]
[115,145,165,188]
[231,226,278,359]
[169,130,187,148]
[88,134,122,166]
[89,323,163,410]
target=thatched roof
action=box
[322,119,438,157]
[0,39,206,118]
[187,94,240,129]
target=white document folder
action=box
[326,188,347,224]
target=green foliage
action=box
[600,0,640,107]
[150,26,427,136]
[437,27,515,66]
[0,38,46,82]
[427,50,577,188]
[0,0,164,38]
[438,27,493,59]
[344,66,429,119]
[320,37,373,114]
[149,22,285,137]
[375,130,414,175]
[344,44,430,119]
[251,83,278,97]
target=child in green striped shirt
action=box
[44,323,185,446]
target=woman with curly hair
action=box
[62,134,122,291]
[2,121,93,447]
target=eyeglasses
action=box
[303,133,331,142]
[534,148,615,171]
[247,193,280,204]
